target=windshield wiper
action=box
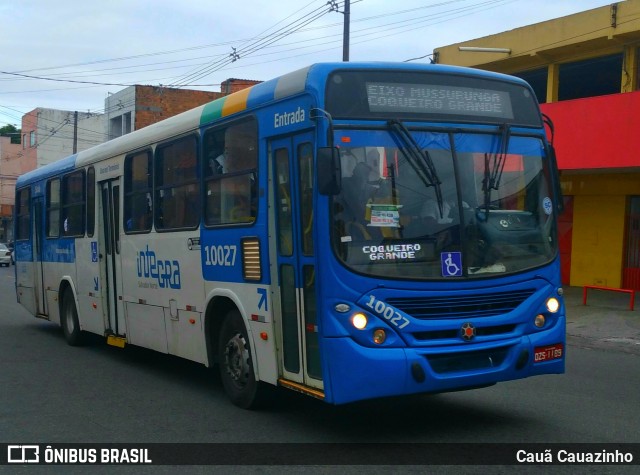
[482,123,511,214]
[387,119,443,217]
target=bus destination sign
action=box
[366,82,514,119]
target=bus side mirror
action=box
[549,145,564,214]
[317,147,341,195]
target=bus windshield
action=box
[331,128,557,279]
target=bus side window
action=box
[47,178,61,238]
[203,118,258,226]
[124,150,153,233]
[154,136,199,231]
[87,166,96,237]
[62,170,85,237]
[16,187,31,241]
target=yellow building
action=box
[435,0,640,289]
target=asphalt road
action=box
[0,265,638,473]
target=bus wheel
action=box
[218,310,266,409]
[61,288,85,346]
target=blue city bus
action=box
[14,62,565,408]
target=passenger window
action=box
[16,188,31,241]
[298,142,314,256]
[61,170,85,237]
[47,179,61,238]
[86,167,95,237]
[124,151,153,233]
[155,136,199,231]
[203,118,258,226]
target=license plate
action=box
[534,343,564,362]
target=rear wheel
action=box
[218,309,269,409]
[61,288,85,346]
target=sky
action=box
[0,0,616,132]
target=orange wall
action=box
[569,194,626,288]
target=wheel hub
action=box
[224,333,250,387]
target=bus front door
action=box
[99,179,126,339]
[270,134,323,392]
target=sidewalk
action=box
[563,286,640,355]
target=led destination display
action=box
[366,82,514,119]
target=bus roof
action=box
[16,62,530,188]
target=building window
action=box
[559,54,623,100]
[29,131,36,147]
[124,150,153,233]
[109,112,133,139]
[123,112,132,134]
[203,118,258,226]
[155,136,199,231]
[513,67,548,104]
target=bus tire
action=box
[61,288,85,346]
[218,309,267,409]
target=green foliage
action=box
[0,124,21,144]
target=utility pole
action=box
[343,0,350,62]
[72,111,78,154]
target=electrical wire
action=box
[1,0,633,126]
[0,1,510,89]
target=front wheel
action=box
[61,288,85,346]
[218,310,269,409]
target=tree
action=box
[0,124,21,144]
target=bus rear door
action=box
[32,197,47,317]
[99,179,127,340]
[270,133,323,393]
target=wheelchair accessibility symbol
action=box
[441,252,462,277]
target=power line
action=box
[168,1,335,87]
[0,71,135,87]
[2,0,627,123]
[4,0,463,79]
[0,1,512,91]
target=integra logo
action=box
[274,107,306,128]
[137,245,181,289]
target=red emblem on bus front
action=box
[460,322,476,341]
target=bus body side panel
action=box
[15,238,37,317]
[120,231,207,363]
[201,282,278,382]
[15,156,78,322]
[41,237,77,326]
[200,221,278,382]
[74,235,108,336]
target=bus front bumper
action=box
[323,318,565,405]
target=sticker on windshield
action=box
[441,252,463,277]
[367,204,401,227]
[543,197,553,215]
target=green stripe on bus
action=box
[200,98,226,125]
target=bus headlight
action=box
[546,297,560,313]
[351,313,367,330]
[534,314,546,328]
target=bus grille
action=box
[426,347,510,374]
[412,324,516,341]
[386,289,535,319]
